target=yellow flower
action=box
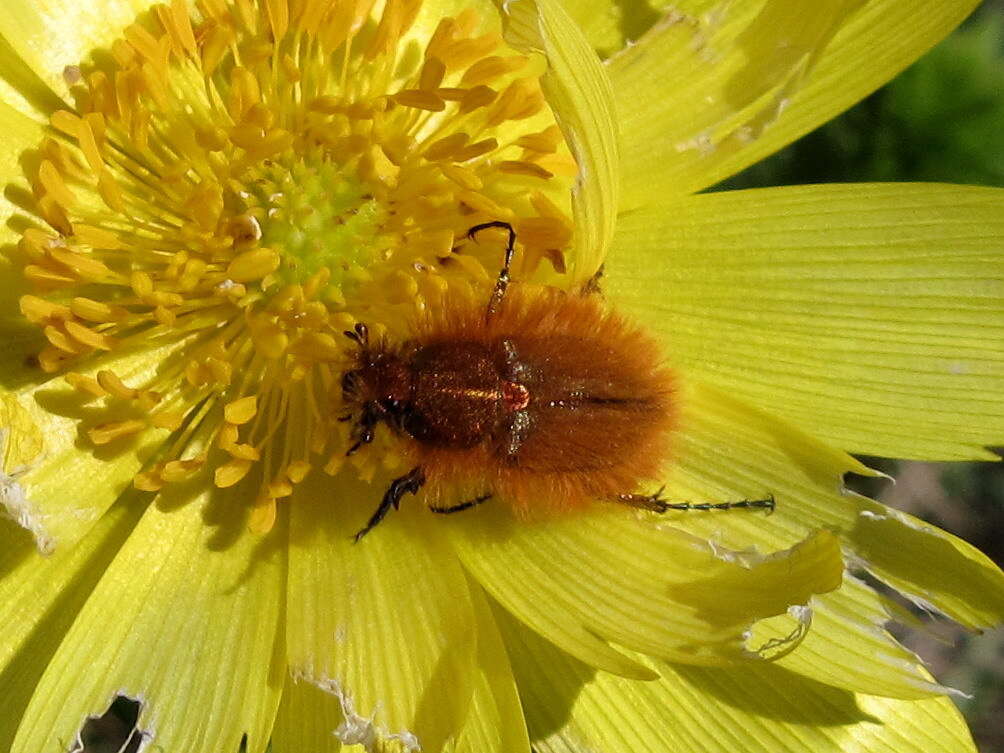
[0,1,1001,752]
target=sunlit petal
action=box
[10,473,284,753]
[610,0,981,203]
[607,183,1004,460]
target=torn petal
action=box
[286,473,478,753]
[70,695,147,753]
[1,342,186,552]
[499,604,977,753]
[450,499,842,672]
[9,465,284,753]
[270,675,343,753]
[760,576,959,699]
[0,496,144,749]
[851,505,1004,630]
[648,379,1004,632]
[610,0,980,201]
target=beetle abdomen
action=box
[411,288,677,514]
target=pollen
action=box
[13,0,575,530]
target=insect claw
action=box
[468,220,519,318]
[354,322,369,345]
[343,323,370,347]
[467,220,515,242]
[645,486,668,513]
[762,493,776,514]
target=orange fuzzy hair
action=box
[401,285,678,517]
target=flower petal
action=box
[0,35,62,122]
[449,500,842,677]
[271,676,344,753]
[498,0,619,275]
[276,582,531,753]
[757,576,951,699]
[286,472,477,753]
[10,475,285,753]
[607,183,1004,461]
[454,584,532,753]
[0,499,143,750]
[0,98,47,246]
[653,378,1004,632]
[500,607,976,753]
[548,0,645,56]
[0,0,159,100]
[609,0,980,204]
[1,343,183,552]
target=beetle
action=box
[342,221,773,540]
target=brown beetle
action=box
[342,222,773,539]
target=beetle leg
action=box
[345,401,381,456]
[467,220,518,318]
[616,488,775,514]
[354,466,427,541]
[429,493,492,514]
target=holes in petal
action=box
[69,695,145,753]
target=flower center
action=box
[14,0,575,531]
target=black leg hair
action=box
[617,487,775,514]
[429,493,493,515]
[354,466,427,541]
[467,221,517,318]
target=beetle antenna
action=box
[467,220,517,319]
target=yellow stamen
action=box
[248,499,277,534]
[13,0,576,532]
[88,419,147,445]
[161,458,204,483]
[71,297,126,323]
[20,295,71,323]
[65,372,109,398]
[227,248,281,283]
[133,471,165,492]
[287,460,311,483]
[37,160,76,208]
[498,160,554,179]
[97,370,139,400]
[215,459,254,488]
[64,320,116,351]
[393,90,446,112]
